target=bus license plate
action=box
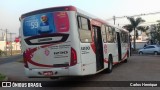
[43,71,53,76]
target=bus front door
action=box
[93,26,104,71]
[116,32,122,61]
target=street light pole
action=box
[5,29,8,55]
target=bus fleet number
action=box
[81,46,90,50]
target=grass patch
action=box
[0,50,21,57]
[0,73,6,81]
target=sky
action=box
[1,0,160,38]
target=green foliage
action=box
[0,49,2,56]
[136,26,149,32]
[123,24,133,32]
[0,50,7,57]
[123,18,146,33]
[151,23,160,44]
[127,17,145,28]
[125,17,145,50]
[0,73,6,81]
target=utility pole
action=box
[113,16,116,25]
[8,32,16,56]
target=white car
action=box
[138,45,160,55]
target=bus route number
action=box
[30,20,39,29]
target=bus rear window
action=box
[23,12,69,36]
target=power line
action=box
[106,11,160,24]
[118,21,159,26]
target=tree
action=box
[123,24,148,44]
[150,23,160,44]
[156,23,160,44]
[136,26,149,32]
[127,17,145,50]
[136,26,149,38]
[123,24,133,33]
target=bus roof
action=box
[21,5,105,23]
[21,6,77,19]
[21,5,128,33]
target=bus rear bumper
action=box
[25,68,68,78]
[24,63,82,78]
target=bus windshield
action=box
[23,12,69,36]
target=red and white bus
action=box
[20,6,130,78]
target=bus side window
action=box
[121,31,124,43]
[111,27,116,42]
[101,25,107,42]
[77,16,92,43]
[124,32,129,43]
[106,26,115,43]
[105,26,108,42]
[77,17,82,29]
[121,31,128,43]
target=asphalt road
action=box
[0,55,160,90]
[0,55,22,65]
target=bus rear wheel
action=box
[106,56,113,73]
[124,51,129,63]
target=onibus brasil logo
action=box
[2,82,42,87]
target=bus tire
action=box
[106,56,113,73]
[124,58,128,63]
[124,51,129,63]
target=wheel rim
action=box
[154,52,158,55]
[139,52,143,55]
